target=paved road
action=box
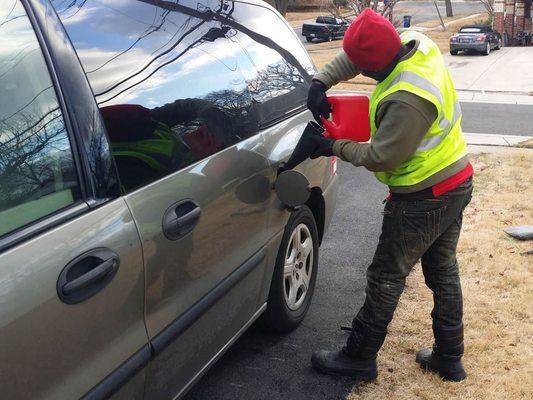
[186,165,385,400]
[294,0,485,43]
[461,102,533,136]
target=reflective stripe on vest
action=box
[381,71,463,152]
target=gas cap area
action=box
[275,169,311,207]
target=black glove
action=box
[307,80,331,125]
[309,133,335,159]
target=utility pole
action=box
[445,0,454,17]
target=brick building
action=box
[494,0,532,42]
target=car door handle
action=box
[62,258,117,295]
[162,200,201,240]
[57,248,120,304]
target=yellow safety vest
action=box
[369,31,467,187]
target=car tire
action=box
[306,36,313,43]
[328,34,333,42]
[260,205,319,333]
[495,38,502,50]
[483,42,490,55]
[450,50,458,55]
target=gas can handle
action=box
[321,116,339,138]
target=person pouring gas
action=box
[304,9,473,383]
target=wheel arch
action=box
[305,187,325,245]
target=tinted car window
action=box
[52,0,258,192]
[0,0,81,237]
[316,16,335,25]
[459,27,482,33]
[230,1,315,126]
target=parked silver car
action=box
[0,0,338,399]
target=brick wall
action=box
[504,0,516,37]
[516,0,526,33]
[494,0,506,33]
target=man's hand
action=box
[308,133,335,159]
[307,80,331,124]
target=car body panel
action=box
[126,132,271,340]
[0,198,147,400]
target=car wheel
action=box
[450,50,458,56]
[305,36,313,43]
[495,38,502,50]
[260,205,319,333]
[483,42,490,55]
[328,34,333,42]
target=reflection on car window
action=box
[52,0,314,191]
[230,1,315,126]
[0,0,81,237]
[51,0,259,191]
[460,28,482,33]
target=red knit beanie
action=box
[343,8,402,72]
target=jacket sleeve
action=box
[332,91,438,171]
[313,51,360,89]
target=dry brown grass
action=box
[347,151,533,400]
[517,138,533,149]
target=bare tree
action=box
[345,0,402,20]
[479,0,494,19]
[444,0,453,17]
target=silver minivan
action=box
[0,0,338,398]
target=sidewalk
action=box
[444,48,533,97]
[456,90,533,105]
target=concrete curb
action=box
[468,144,532,154]
[464,133,532,147]
[457,91,533,105]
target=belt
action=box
[389,187,435,201]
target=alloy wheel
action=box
[283,223,314,311]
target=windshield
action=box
[460,28,482,33]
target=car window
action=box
[51,0,258,192]
[459,28,482,33]
[229,1,315,126]
[0,0,81,238]
[317,16,335,24]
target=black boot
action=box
[416,323,467,382]
[311,348,377,381]
[311,320,386,381]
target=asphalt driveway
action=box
[186,163,387,400]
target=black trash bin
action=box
[403,15,411,28]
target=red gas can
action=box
[321,95,371,142]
